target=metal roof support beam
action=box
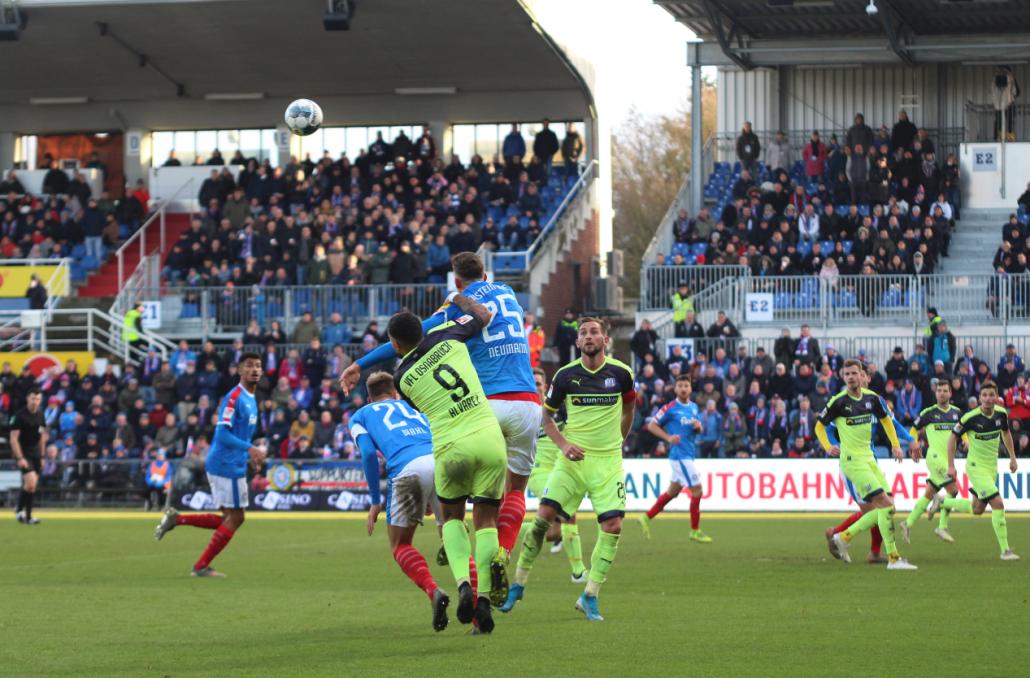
[700,0,753,70]
[878,0,914,66]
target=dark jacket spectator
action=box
[736,123,760,170]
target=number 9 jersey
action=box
[435,281,537,398]
[394,314,498,450]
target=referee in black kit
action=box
[11,389,46,524]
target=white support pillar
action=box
[124,128,151,188]
[689,42,703,214]
[426,120,449,159]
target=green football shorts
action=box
[925,454,955,490]
[434,422,506,505]
[840,453,890,502]
[541,452,626,522]
[527,439,559,498]
[966,460,1000,503]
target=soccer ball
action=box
[284,99,323,136]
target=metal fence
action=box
[642,269,1030,327]
[146,283,448,335]
[659,333,1030,376]
[964,102,1030,143]
[639,265,750,311]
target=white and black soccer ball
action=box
[284,98,323,136]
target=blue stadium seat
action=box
[858,204,871,217]
[70,263,86,282]
[691,243,708,257]
[70,244,86,259]
[881,287,903,308]
[179,303,199,319]
[835,205,848,217]
[842,241,853,255]
[797,241,812,258]
[835,290,857,308]
[82,255,99,271]
[820,240,834,254]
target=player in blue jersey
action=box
[823,363,920,564]
[154,353,267,577]
[637,375,711,543]
[352,371,453,632]
[341,252,541,580]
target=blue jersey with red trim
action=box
[435,281,536,396]
[206,385,258,478]
[350,399,433,479]
[649,399,701,460]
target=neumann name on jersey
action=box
[487,342,529,359]
[404,341,453,384]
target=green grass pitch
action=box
[1,512,1027,677]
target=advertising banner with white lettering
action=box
[526,459,1030,512]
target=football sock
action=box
[177,513,223,529]
[833,510,863,534]
[841,509,880,542]
[393,544,436,600]
[442,519,471,588]
[646,492,675,519]
[870,527,883,555]
[194,524,234,571]
[906,496,931,527]
[585,531,620,596]
[16,488,26,513]
[690,495,701,530]
[561,523,585,574]
[877,507,898,556]
[474,527,499,596]
[991,509,1010,553]
[942,497,972,513]
[468,556,478,597]
[514,516,550,585]
[939,508,952,530]
[24,491,34,519]
[496,490,526,552]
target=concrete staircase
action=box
[943,208,1008,276]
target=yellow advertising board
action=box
[0,264,70,298]
[1,352,95,377]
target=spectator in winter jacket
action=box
[502,124,526,164]
[533,119,560,171]
[845,113,874,152]
[553,309,579,366]
[561,124,584,177]
[929,322,956,372]
[802,131,828,181]
[765,131,792,174]
[891,110,917,152]
[736,122,760,174]
[291,311,321,345]
[895,380,922,426]
[998,344,1025,375]
[846,145,869,204]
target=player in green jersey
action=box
[526,368,587,582]
[500,317,635,621]
[933,381,1020,560]
[815,359,918,570]
[902,380,964,544]
[390,292,508,633]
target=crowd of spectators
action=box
[162,121,585,291]
[0,309,550,500]
[626,318,1030,460]
[656,111,963,287]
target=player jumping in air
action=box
[815,359,917,570]
[353,371,452,632]
[154,353,267,577]
[823,363,918,564]
[901,379,963,544]
[11,389,46,525]
[342,252,540,597]
[388,293,507,633]
[501,318,635,621]
[929,381,1020,560]
[638,375,711,543]
[526,368,587,582]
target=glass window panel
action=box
[452,125,475,165]
[323,128,346,158]
[194,130,216,163]
[217,130,239,155]
[298,128,324,161]
[151,132,174,168]
[475,124,499,162]
[346,127,367,158]
[261,129,278,166]
[239,129,261,157]
[174,131,196,163]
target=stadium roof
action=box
[0,0,593,133]
[658,0,1030,68]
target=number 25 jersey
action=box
[394,314,498,450]
[436,281,536,397]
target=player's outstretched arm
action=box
[449,292,494,328]
[353,315,447,371]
